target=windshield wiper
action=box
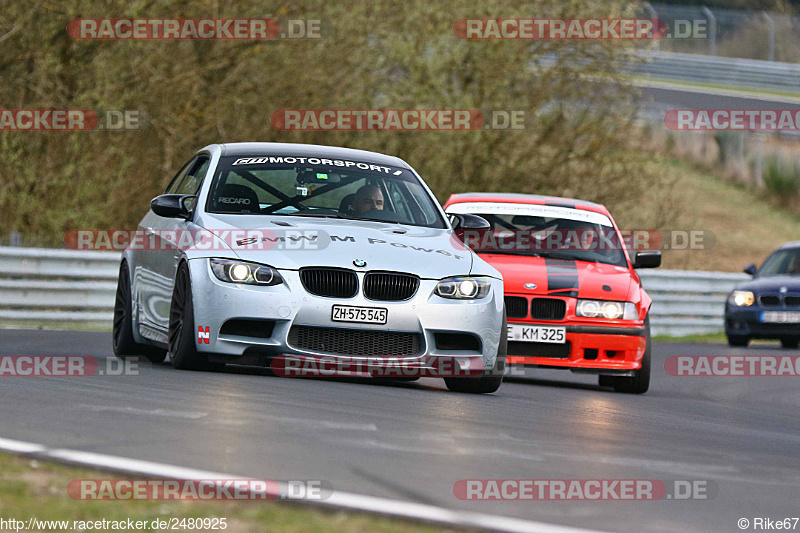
[536,250,597,262]
[279,211,353,219]
[476,249,596,262]
[278,211,399,224]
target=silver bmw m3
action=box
[113,142,506,393]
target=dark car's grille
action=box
[505,296,528,319]
[509,341,571,358]
[288,326,421,356]
[530,298,567,320]
[299,268,358,298]
[363,272,420,301]
[784,296,800,307]
[760,295,782,306]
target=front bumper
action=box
[506,322,647,374]
[725,305,800,338]
[188,259,504,373]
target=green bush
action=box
[763,155,800,204]
[0,0,677,246]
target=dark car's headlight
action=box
[210,259,282,286]
[435,276,491,300]
[576,299,639,320]
[728,290,755,307]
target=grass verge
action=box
[631,157,800,271]
[0,453,453,533]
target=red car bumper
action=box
[506,324,647,372]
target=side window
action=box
[165,157,195,194]
[175,156,210,195]
[386,181,412,219]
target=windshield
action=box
[448,203,629,267]
[758,248,800,277]
[206,155,446,228]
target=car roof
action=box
[445,192,609,215]
[214,142,410,168]
[778,241,800,250]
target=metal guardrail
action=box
[638,269,748,337]
[0,246,748,337]
[636,51,800,92]
[0,247,119,324]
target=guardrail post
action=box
[9,233,21,247]
[701,7,717,56]
[762,12,775,61]
[754,135,764,189]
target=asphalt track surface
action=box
[1,329,798,533]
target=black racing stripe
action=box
[544,259,578,269]
[545,259,579,297]
[547,288,579,298]
[547,275,579,291]
[544,265,578,274]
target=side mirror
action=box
[743,264,757,276]
[448,213,491,230]
[151,194,194,220]
[633,250,661,269]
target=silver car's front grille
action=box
[299,268,358,298]
[288,325,422,356]
[363,272,420,301]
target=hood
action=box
[735,275,800,294]
[196,214,473,279]
[479,253,633,300]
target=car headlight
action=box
[210,259,282,286]
[576,299,639,320]
[435,276,491,300]
[728,290,755,307]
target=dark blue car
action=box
[725,242,800,347]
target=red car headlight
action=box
[576,299,639,320]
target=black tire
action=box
[112,262,167,363]
[727,335,750,347]
[601,316,651,394]
[444,310,506,394]
[780,337,800,349]
[168,262,224,372]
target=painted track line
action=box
[0,436,607,533]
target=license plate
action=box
[331,305,388,324]
[761,311,800,323]
[507,324,566,343]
